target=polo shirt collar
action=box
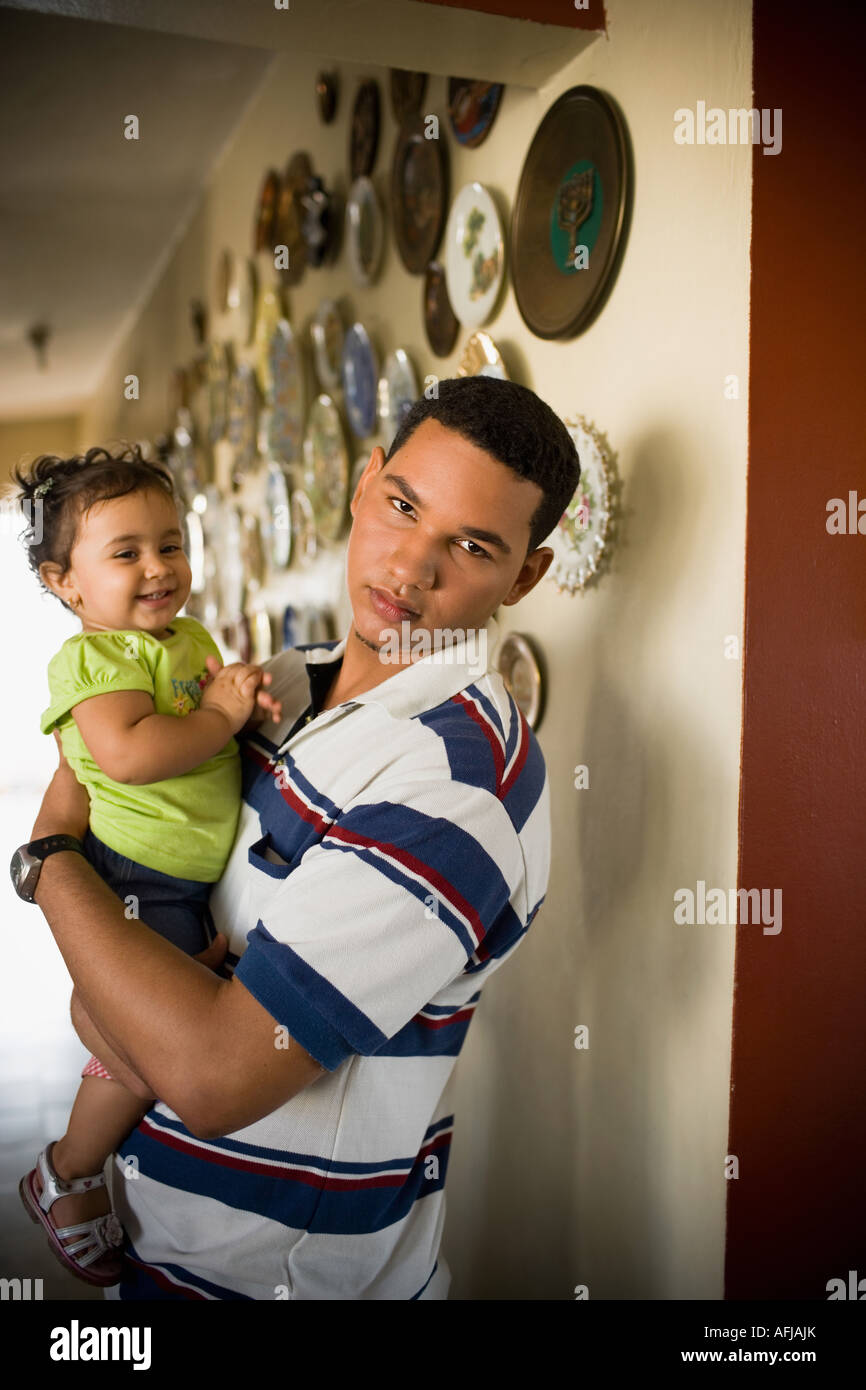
[301,613,502,722]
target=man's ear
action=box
[350,446,385,513]
[500,546,554,606]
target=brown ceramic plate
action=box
[275,152,312,286]
[391,116,448,275]
[254,169,280,253]
[315,71,338,124]
[423,261,459,358]
[511,84,630,340]
[390,69,427,125]
[350,80,380,179]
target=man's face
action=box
[345,417,554,660]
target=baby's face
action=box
[63,487,192,638]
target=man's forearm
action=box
[70,989,155,1101]
[35,849,227,1130]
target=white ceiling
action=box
[0,0,594,421]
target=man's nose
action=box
[387,532,437,591]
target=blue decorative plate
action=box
[340,321,378,438]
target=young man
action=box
[21,376,580,1299]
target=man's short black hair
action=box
[384,376,581,558]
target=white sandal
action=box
[19,1140,124,1286]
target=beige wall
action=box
[0,415,81,480]
[76,0,752,1298]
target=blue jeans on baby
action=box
[83,828,215,956]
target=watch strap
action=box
[28,834,86,859]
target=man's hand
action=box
[30,731,89,841]
[201,654,283,732]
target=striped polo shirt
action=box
[109,613,551,1300]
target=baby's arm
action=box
[71,662,273,785]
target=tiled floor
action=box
[0,789,105,1300]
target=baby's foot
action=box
[32,1143,113,1250]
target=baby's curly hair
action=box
[10,443,177,609]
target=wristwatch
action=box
[10,834,87,903]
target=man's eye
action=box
[388,497,414,515]
[461,540,492,559]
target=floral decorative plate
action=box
[310,299,344,395]
[341,322,378,438]
[377,349,418,450]
[346,176,384,287]
[457,330,508,379]
[542,415,614,594]
[302,394,350,542]
[444,182,505,328]
[265,319,305,465]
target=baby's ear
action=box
[38,560,68,600]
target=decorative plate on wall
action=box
[391,116,448,275]
[303,394,350,542]
[221,254,257,345]
[220,504,246,616]
[315,70,338,124]
[350,80,381,179]
[377,349,418,450]
[261,459,293,571]
[206,341,231,444]
[444,181,505,328]
[252,284,286,397]
[341,321,378,438]
[542,415,614,594]
[290,487,318,567]
[495,632,544,729]
[300,170,338,268]
[265,319,305,465]
[457,330,508,379]
[183,506,206,594]
[310,299,344,395]
[254,169,280,253]
[275,152,312,287]
[346,176,384,287]
[227,363,259,486]
[423,261,460,358]
[390,69,427,125]
[448,78,504,148]
[511,85,630,340]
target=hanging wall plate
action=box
[542,415,615,595]
[377,349,418,450]
[443,181,506,329]
[350,79,381,178]
[511,84,630,340]
[346,176,384,287]
[254,169,280,254]
[261,459,293,571]
[495,633,544,729]
[390,69,428,125]
[423,260,460,358]
[302,394,350,542]
[310,299,344,395]
[341,322,378,438]
[265,318,306,465]
[227,362,259,487]
[457,330,508,379]
[391,115,448,275]
[448,78,504,148]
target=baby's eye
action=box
[161,544,181,553]
[114,550,136,560]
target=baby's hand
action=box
[200,656,282,732]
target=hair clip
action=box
[32,477,55,499]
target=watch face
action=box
[10,846,35,901]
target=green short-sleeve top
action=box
[40,616,241,882]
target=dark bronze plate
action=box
[391,117,448,275]
[315,70,338,124]
[254,168,280,254]
[511,85,630,340]
[350,80,380,179]
[275,152,312,286]
[423,260,459,358]
[448,78,504,148]
[390,69,427,125]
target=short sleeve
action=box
[232,775,524,1071]
[40,632,155,734]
